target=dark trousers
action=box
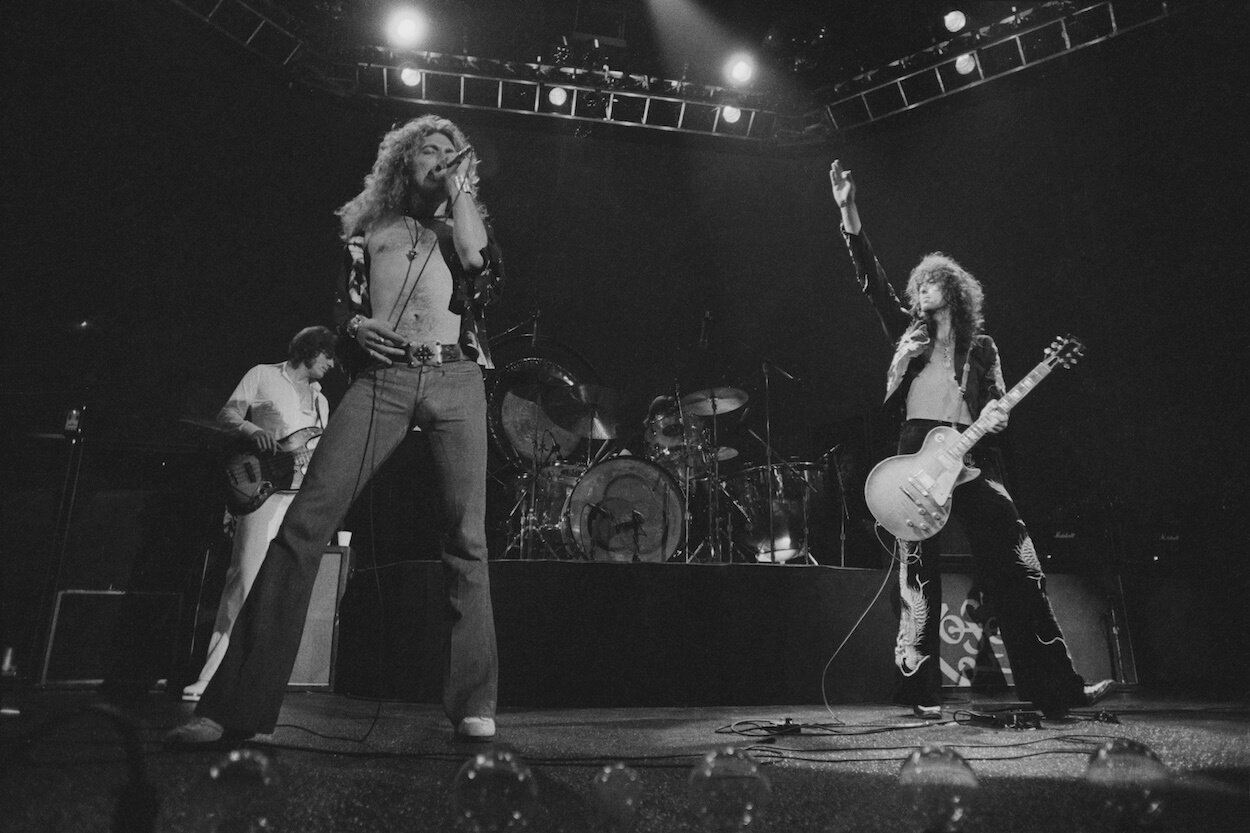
[197,361,498,733]
[891,419,1085,712]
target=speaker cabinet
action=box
[939,571,1137,689]
[39,590,182,687]
[288,546,352,690]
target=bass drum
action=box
[564,457,685,562]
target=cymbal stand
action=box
[762,362,776,562]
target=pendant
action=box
[406,248,417,261]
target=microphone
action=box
[698,310,712,350]
[436,145,473,174]
[530,309,541,347]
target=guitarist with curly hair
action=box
[829,160,1112,719]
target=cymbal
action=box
[680,386,748,416]
[715,446,738,462]
[541,384,621,439]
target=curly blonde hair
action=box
[905,252,986,348]
[335,114,481,240]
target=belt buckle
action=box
[408,342,442,367]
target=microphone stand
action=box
[762,362,776,562]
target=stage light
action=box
[725,54,755,86]
[399,64,421,87]
[954,53,977,75]
[452,746,539,832]
[591,763,642,832]
[547,86,569,107]
[386,7,428,49]
[899,746,979,833]
[688,748,770,831]
[1084,739,1171,830]
[721,105,741,124]
[944,10,968,33]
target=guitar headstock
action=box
[1044,334,1085,369]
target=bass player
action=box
[182,325,337,701]
[828,160,1112,719]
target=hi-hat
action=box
[541,384,621,439]
[681,386,748,416]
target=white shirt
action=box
[217,362,329,441]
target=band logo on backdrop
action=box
[939,592,1013,688]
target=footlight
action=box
[688,747,770,832]
[451,745,539,832]
[590,762,642,832]
[1083,738,1171,830]
[898,745,979,832]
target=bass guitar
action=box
[223,426,321,515]
[864,335,1084,541]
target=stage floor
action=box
[2,687,1247,832]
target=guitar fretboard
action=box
[938,356,1062,465]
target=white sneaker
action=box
[181,680,208,702]
[456,716,496,741]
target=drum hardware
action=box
[741,422,822,564]
[757,360,814,563]
[676,384,749,563]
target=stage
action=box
[1,688,1246,832]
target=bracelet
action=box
[345,314,366,337]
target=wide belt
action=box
[401,341,463,367]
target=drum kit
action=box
[487,325,835,564]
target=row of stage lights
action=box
[381,6,763,129]
[181,739,1172,831]
[383,4,986,88]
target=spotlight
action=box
[944,10,968,33]
[399,64,421,87]
[954,53,977,75]
[386,7,428,49]
[725,53,755,86]
[721,105,742,124]
[547,86,569,107]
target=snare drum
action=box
[563,457,685,562]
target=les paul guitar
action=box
[223,426,321,515]
[864,335,1084,542]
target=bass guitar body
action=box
[864,426,980,542]
[223,426,321,515]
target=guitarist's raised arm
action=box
[828,160,912,343]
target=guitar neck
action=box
[947,358,1058,460]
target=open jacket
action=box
[334,218,505,374]
[842,226,1005,423]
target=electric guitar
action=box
[864,335,1084,541]
[223,426,321,515]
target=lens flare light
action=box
[386,7,428,49]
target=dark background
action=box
[2,2,1247,690]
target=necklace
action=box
[939,337,954,368]
[403,216,419,261]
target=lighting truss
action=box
[164,0,1192,144]
[164,0,787,141]
[336,51,785,141]
[817,0,1190,133]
